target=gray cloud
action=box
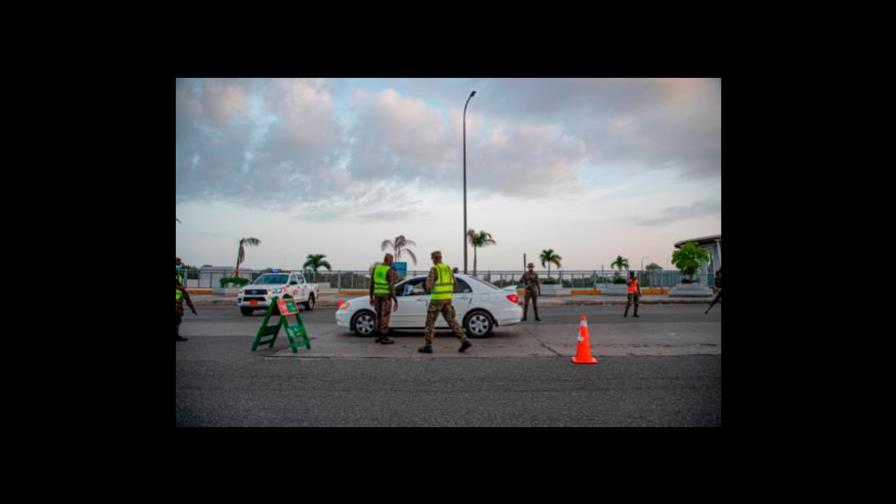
[634,199,721,226]
[176,78,349,209]
[177,78,720,207]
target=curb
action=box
[189,297,711,307]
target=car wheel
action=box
[240,307,254,316]
[464,310,494,338]
[304,294,315,311]
[351,311,376,336]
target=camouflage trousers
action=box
[424,299,466,345]
[624,293,640,316]
[176,300,184,336]
[523,289,539,319]
[372,295,393,335]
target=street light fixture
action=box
[463,90,476,274]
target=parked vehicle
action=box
[237,270,319,316]
[335,274,522,337]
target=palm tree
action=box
[303,254,332,274]
[234,237,261,278]
[540,249,562,279]
[611,255,629,273]
[672,242,710,282]
[466,229,497,277]
[380,235,418,265]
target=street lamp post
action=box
[463,90,476,274]
[641,256,649,271]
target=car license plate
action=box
[249,300,258,306]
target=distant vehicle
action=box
[237,270,319,316]
[335,274,522,338]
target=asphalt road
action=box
[176,305,721,427]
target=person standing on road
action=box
[706,267,722,314]
[420,250,472,354]
[624,270,641,318]
[176,257,186,285]
[520,262,541,321]
[370,253,398,345]
[176,273,197,341]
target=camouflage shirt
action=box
[521,271,540,295]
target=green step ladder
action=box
[251,295,311,353]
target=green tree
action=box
[540,249,562,278]
[303,254,332,273]
[610,255,629,274]
[234,237,261,278]
[381,235,418,265]
[466,229,497,277]
[672,242,710,281]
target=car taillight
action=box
[506,294,519,304]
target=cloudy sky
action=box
[176,78,721,272]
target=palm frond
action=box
[319,260,332,271]
[402,239,416,247]
[241,237,261,246]
[381,239,393,251]
[403,248,417,265]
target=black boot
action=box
[379,335,395,344]
[459,340,472,353]
[623,306,629,318]
[176,334,188,341]
[418,344,433,354]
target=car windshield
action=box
[467,277,502,290]
[253,274,289,284]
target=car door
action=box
[294,274,307,300]
[440,278,474,326]
[392,277,429,327]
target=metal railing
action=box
[184,267,715,290]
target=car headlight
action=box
[270,288,283,295]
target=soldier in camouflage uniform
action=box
[520,262,541,321]
[369,253,398,344]
[176,269,197,342]
[419,250,472,354]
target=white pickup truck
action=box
[237,270,319,316]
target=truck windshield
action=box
[253,274,289,284]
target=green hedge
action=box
[220,276,250,288]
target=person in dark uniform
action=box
[706,267,722,314]
[624,270,641,318]
[370,253,398,344]
[520,263,541,321]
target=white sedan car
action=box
[336,274,523,338]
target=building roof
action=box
[674,234,722,248]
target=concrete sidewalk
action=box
[187,293,715,307]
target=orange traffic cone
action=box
[571,314,598,365]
